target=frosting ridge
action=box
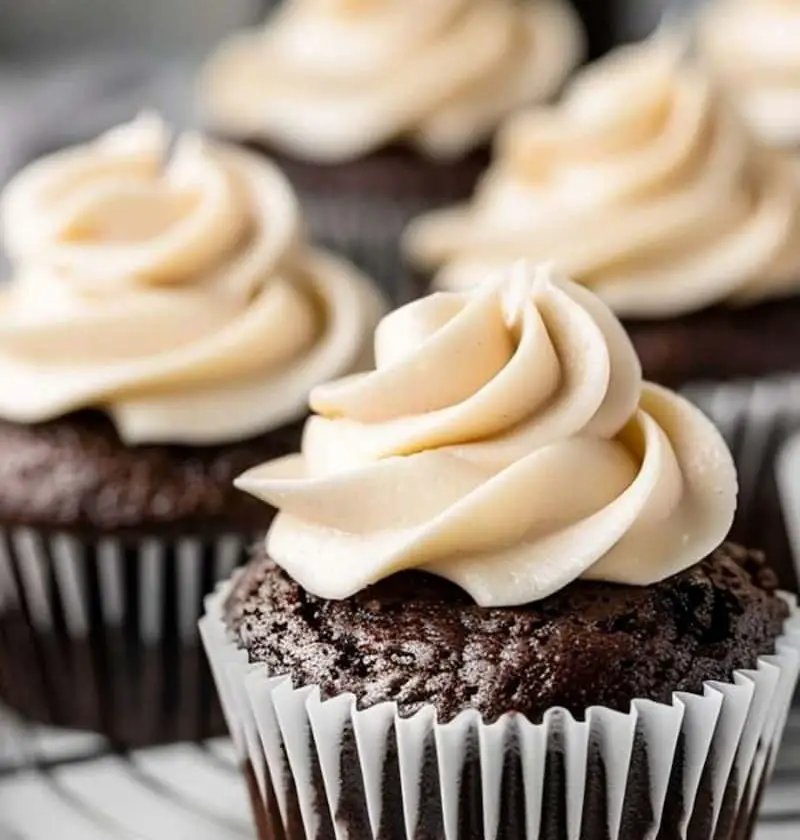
[0,115,385,444]
[237,263,737,606]
[200,0,584,162]
[404,37,800,316]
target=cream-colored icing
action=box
[404,37,800,317]
[199,0,584,162]
[700,0,800,150]
[0,115,385,445]
[237,263,737,606]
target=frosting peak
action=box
[405,37,800,316]
[237,263,737,606]
[199,0,584,162]
[0,115,385,444]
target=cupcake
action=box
[199,0,585,301]
[201,262,800,840]
[0,113,385,746]
[698,0,800,156]
[404,36,800,388]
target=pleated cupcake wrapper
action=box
[200,582,800,840]
[0,526,248,643]
[683,375,800,592]
[0,527,251,745]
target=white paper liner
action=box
[0,526,246,643]
[201,581,800,840]
[0,527,250,745]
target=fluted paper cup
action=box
[200,579,800,840]
[0,528,253,746]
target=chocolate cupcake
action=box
[404,35,800,388]
[198,0,585,301]
[698,0,800,158]
[0,113,385,746]
[201,262,800,839]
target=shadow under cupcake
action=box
[201,262,800,839]
[0,113,385,746]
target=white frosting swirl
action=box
[0,115,385,445]
[237,263,737,606]
[700,0,800,150]
[405,38,800,317]
[199,0,584,162]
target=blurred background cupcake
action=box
[698,0,800,159]
[203,262,800,840]
[405,34,800,389]
[198,0,586,301]
[405,33,800,591]
[0,113,385,746]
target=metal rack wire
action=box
[2,706,800,839]
[0,709,251,839]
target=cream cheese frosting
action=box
[237,263,737,606]
[0,114,385,445]
[199,0,585,162]
[699,0,800,151]
[404,37,800,317]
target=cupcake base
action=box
[0,410,304,533]
[201,556,800,839]
[0,528,250,745]
[624,295,800,390]
[220,546,789,722]
[0,611,225,746]
[0,410,304,744]
[239,746,768,840]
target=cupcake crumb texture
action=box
[224,542,788,723]
[0,411,304,533]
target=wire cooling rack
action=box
[1,705,800,840]
[0,710,250,840]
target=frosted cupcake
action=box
[699,0,800,156]
[0,114,385,746]
[405,37,800,387]
[202,262,800,840]
[199,0,584,300]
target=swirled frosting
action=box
[405,37,800,317]
[699,0,800,150]
[236,263,737,606]
[0,115,385,445]
[199,0,584,162]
